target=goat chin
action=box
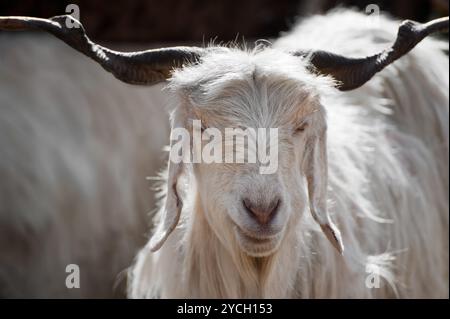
[233,226,284,258]
[129,9,449,299]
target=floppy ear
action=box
[304,126,344,255]
[149,117,186,252]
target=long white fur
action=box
[128,10,449,298]
[0,34,170,297]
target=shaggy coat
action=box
[0,34,169,297]
[128,10,449,298]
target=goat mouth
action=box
[233,226,283,257]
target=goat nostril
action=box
[271,199,281,216]
[242,198,280,225]
[243,198,252,213]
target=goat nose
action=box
[243,198,280,225]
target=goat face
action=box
[150,49,343,256]
[194,90,325,257]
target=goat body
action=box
[0,34,170,297]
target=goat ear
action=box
[304,128,344,255]
[149,131,184,252]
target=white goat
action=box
[0,34,169,297]
[1,9,448,298]
[128,11,449,298]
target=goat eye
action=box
[295,123,308,134]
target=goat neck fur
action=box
[129,10,449,298]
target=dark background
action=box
[0,0,448,43]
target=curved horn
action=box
[0,15,205,85]
[294,16,449,91]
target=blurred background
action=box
[0,0,448,299]
[1,0,448,43]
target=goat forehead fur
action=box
[129,9,449,298]
[169,48,334,128]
